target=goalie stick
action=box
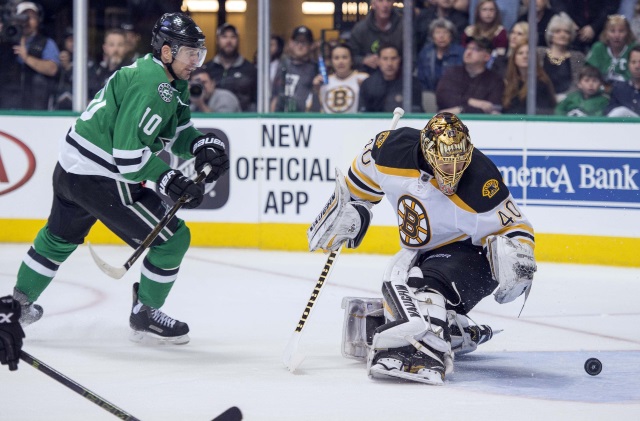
[20,351,243,421]
[282,107,405,373]
[88,165,211,279]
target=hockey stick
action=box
[20,350,141,420]
[88,165,211,279]
[282,107,405,373]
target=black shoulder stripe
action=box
[455,149,510,213]
[348,167,383,196]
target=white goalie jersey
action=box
[345,127,535,252]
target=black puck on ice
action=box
[584,358,602,376]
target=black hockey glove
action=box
[191,134,230,183]
[157,169,204,209]
[0,295,25,371]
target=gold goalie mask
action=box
[420,112,474,195]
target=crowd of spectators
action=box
[1,0,640,118]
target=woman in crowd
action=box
[462,0,508,58]
[417,18,465,92]
[586,14,637,89]
[491,21,528,78]
[314,44,369,114]
[537,12,585,101]
[503,42,556,115]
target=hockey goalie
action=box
[307,112,536,385]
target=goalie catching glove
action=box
[486,235,536,304]
[308,169,372,252]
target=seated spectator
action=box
[348,0,403,74]
[314,44,368,114]
[271,26,319,112]
[537,12,586,102]
[88,28,131,99]
[503,42,557,114]
[204,23,258,111]
[462,0,508,58]
[417,18,465,92]
[469,0,520,32]
[415,0,468,53]
[0,1,60,110]
[553,0,621,53]
[491,21,528,78]
[54,27,74,110]
[605,44,640,117]
[358,44,423,112]
[586,14,637,88]
[189,68,241,113]
[120,22,142,63]
[269,35,285,86]
[555,65,609,116]
[435,37,504,113]
[632,1,640,41]
[517,0,557,47]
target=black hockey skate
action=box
[369,344,446,386]
[129,283,190,345]
[13,288,43,327]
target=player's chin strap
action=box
[165,57,180,81]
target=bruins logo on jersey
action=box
[158,83,173,103]
[375,131,390,148]
[482,179,500,198]
[397,195,431,247]
[324,86,356,113]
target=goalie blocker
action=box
[307,169,372,252]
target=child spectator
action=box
[605,44,640,117]
[555,65,609,116]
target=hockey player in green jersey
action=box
[8,13,229,345]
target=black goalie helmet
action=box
[151,13,206,66]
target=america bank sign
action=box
[486,148,640,209]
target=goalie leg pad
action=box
[307,169,372,252]
[340,297,384,360]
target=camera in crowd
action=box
[0,5,27,44]
[190,82,204,98]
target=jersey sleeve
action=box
[345,137,385,204]
[160,86,203,159]
[474,195,535,250]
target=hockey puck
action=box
[584,358,602,376]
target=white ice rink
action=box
[1,243,639,421]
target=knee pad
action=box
[146,220,190,269]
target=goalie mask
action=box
[420,112,474,196]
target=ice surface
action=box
[1,244,639,421]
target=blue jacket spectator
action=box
[417,18,465,91]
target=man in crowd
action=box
[348,0,403,74]
[271,25,319,112]
[606,44,640,117]
[204,22,257,111]
[189,68,242,113]
[0,1,59,109]
[88,28,131,99]
[359,43,422,112]
[435,37,504,113]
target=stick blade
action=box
[87,242,127,279]
[282,332,304,372]
[211,406,243,421]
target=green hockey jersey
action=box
[59,54,202,183]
